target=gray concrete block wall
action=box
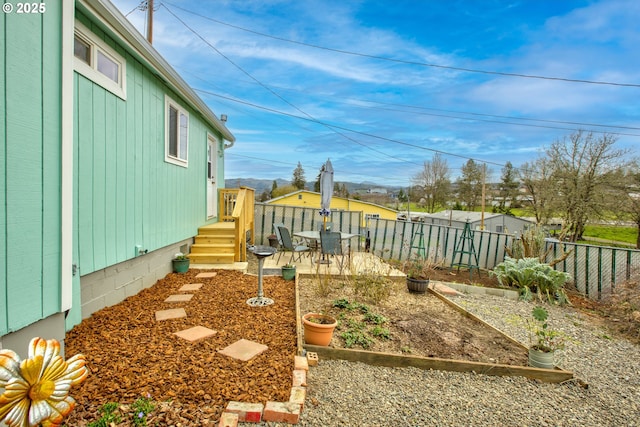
[0,313,66,358]
[80,239,191,319]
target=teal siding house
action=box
[1,0,235,356]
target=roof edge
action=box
[78,0,235,143]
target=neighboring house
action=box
[1,0,235,356]
[418,210,534,235]
[266,190,398,225]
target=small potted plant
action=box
[528,306,565,369]
[172,252,190,273]
[302,313,338,346]
[281,263,296,281]
[403,255,436,294]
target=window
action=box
[165,96,189,166]
[73,21,126,99]
[97,50,119,82]
[74,36,90,64]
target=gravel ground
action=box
[243,292,640,427]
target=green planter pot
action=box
[282,266,296,281]
[172,258,190,273]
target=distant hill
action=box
[225,178,402,196]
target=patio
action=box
[192,249,406,280]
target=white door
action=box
[207,135,218,218]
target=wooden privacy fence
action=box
[254,204,640,299]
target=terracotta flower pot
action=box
[302,313,337,346]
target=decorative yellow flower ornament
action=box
[0,337,88,427]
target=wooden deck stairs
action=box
[188,222,236,264]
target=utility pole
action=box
[146,0,154,44]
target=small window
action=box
[74,36,90,64]
[73,21,126,99]
[97,50,119,82]
[165,95,189,166]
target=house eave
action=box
[77,0,235,143]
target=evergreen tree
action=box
[292,162,306,190]
[456,159,484,211]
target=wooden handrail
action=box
[219,187,255,261]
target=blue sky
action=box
[111,0,640,186]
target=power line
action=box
[162,3,423,168]
[157,3,635,183]
[194,87,505,168]
[347,99,640,133]
[191,71,640,135]
[163,1,640,89]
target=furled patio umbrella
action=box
[319,159,334,231]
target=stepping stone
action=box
[218,339,268,362]
[196,272,217,279]
[155,308,187,321]
[174,326,217,342]
[164,294,194,303]
[431,283,465,297]
[179,283,204,292]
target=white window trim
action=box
[73,20,127,100]
[165,95,190,167]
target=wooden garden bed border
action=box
[295,276,574,384]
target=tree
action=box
[628,171,640,249]
[291,162,306,190]
[397,189,407,209]
[258,190,271,202]
[519,157,555,225]
[335,183,349,198]
[456,159,484,211]
[609,166,640,248]
[271,180,278,193]
[412,153,451,213]
[545,131,627,241]
[271,184,298,198]
[497,161,519,214]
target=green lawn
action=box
[583,225,638,245]
[395,204,638,246]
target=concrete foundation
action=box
[80,239,192,319]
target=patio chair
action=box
[320,230,346,274]
[272,222,285,258]
[277,226,310,263]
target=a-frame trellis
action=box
[450,221,480,279]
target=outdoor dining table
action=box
[293,230,359,262]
